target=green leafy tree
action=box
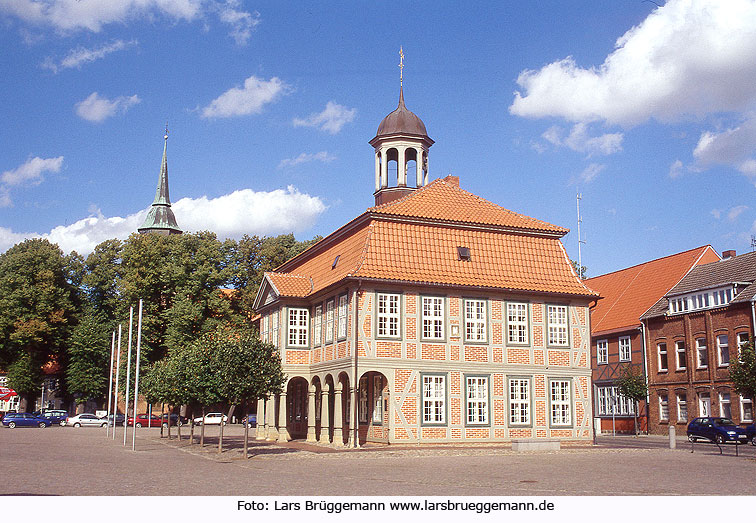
[615,365,648,436]
[66,309,112,405]
[0,239,77,409]
[570,259,587,280]
[82,239,123,320]
[730,339,756,404]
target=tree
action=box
[0,239,77,409]
[570,259,587,280]
[66,309,111,405]
[82,239,123,320]
[730,339,756,404]
[615,365,648,436]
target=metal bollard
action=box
[669,425,676,449]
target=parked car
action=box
[106,413,125,426]
[244,414,257,428]
[687,417,749,444]
[65,413,107,427]
[193,413,228,426]
[33,409,68,426]
[127,414,162,427]
[2,412,51,428]
[745,423,756,446]
[161,413,188,427]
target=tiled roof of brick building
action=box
[255,177,596,307]
[586,245,719,334]
[642,250,756,319]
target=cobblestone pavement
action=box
[2,425,755,496]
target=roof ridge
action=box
[351,222,375,276]
[586,245,714,282]
[556,239,599,297]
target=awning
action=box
[0,386,18,401]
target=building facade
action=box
[585,246,719,434]
[251,85,597,445]
[641,250,756,435]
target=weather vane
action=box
[164,122,169,140]
[399,46,404,87]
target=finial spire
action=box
[164,121,169,141]
[398,46,404,88]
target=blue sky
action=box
[2,0,756,277]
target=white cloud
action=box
[1,0,258,44]
[669,159,684,178]
[577,163,605,184]
[510,0,756,126]
[0,186,327,255]
[1,156,63,187]
[278,151,336,169]
[728,205,749,221]
[692,115,756,179]
[42,39,137,73]
[201,76,288,118]
[293,101,357,134]
[711,209,722,220]
[541,123,623,156]
[75,92,141,123]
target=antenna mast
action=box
[577,192,586,276]
[751,235,756,252]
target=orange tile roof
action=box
[369,176,568,234]
[585,245,720,334]
[267,273,313,297]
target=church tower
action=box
[138,128,182,236]
[369,48,434,206]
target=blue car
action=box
[33,410,68,426]
[2,412,52,428]
[687,417,749,444]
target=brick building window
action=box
[741,395,753,423]
[699,393,711,417]
[677,393,688,423]
[737,332,750,357]
[675,341,686,370]
[337,294,348,340]
[695,338,707,368]
[422,374,446,424]
[271,310,279,346]
[719,392,732,419]
[659,394,669,421]
[376,293,400,338]
[619,336,631,362]
[549,380,571,426]
[313,305,322,346]
[465,376,489,425]
[547,305,568,346]
[509,378,530,425]
[717,334,729,366]
[325,300,334,343]
[261,313,269,343]
[422,296,444,340]
[464,299,487,343]
[597,340,608,365]
[287,308,309,347]
[658,343,668,371]
[506,302,528,344]
[597,386,634,416]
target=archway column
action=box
[423,153,429,185]
[380,148,388,188]
[416,150,424,186]
[266,393,278,441]
[333,383,344,446]
[348,386,358,447]
[374,152,381,192]
[306,384,317,442]
[255,397,266,440]
[397,147,406,186]
[277,391,289,443]
[319,388,331,443]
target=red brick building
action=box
[251,85,598,445]
[585,246,719,434]
[641,250,756,435]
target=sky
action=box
[2,0,756,277]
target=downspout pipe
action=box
[353,280,362,448]
[640,320,650,435]
[750,300,756,343]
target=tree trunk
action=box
[160,403,165,438]
[176,404,182,441]
[218,405,235,454]
[634,401,639,437]
[244,416,249,459]
[189,405,194,445]
[200,406,205,447]
[166,404,172,440]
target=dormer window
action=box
[457,246,471,261]
[332,255,340,270]
[668,285,735,314]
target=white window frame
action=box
[287,307,309,347]
[695,338,708,369]
[372,376,383,424]
[717,334,729,367]
[376,293,400,338]
[741,395,753,423]
[737,332,750,358]
[597,339,608,365]
[597,386,635,416]
[422,296,444,340]
[464,299,487,343]
[659,394,669,421]
[325,299,334,343]
[658,343,668,372]
[506,302,528,344]
[313,305,322,347]
[337,294,348,340]
[271,310,279,347]
[422,374,446,424]
[675,341,686,370]
[699,393,711,417]
[549,379,571,426]
[619,336,631,362]
[261,313,269,343]
[719,392,732,419]
[465,376,489,425]
[677,393,688,423]
[547,305,569,347]
[508,378,530,426]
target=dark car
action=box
[687,417,749,444]
[33,409,68,426]
[745,423,756,446]
[161,414,188,427]
[2,412,51,428]
[244,414,257,428]
[106,413,125,426]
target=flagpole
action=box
[106,330,115,438]
[123,307,134,446]
[113,324,122,440]
[132,299,143,451]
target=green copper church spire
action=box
[138,126,182,235]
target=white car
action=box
[65,413,107,427]
[193,413,228,426]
